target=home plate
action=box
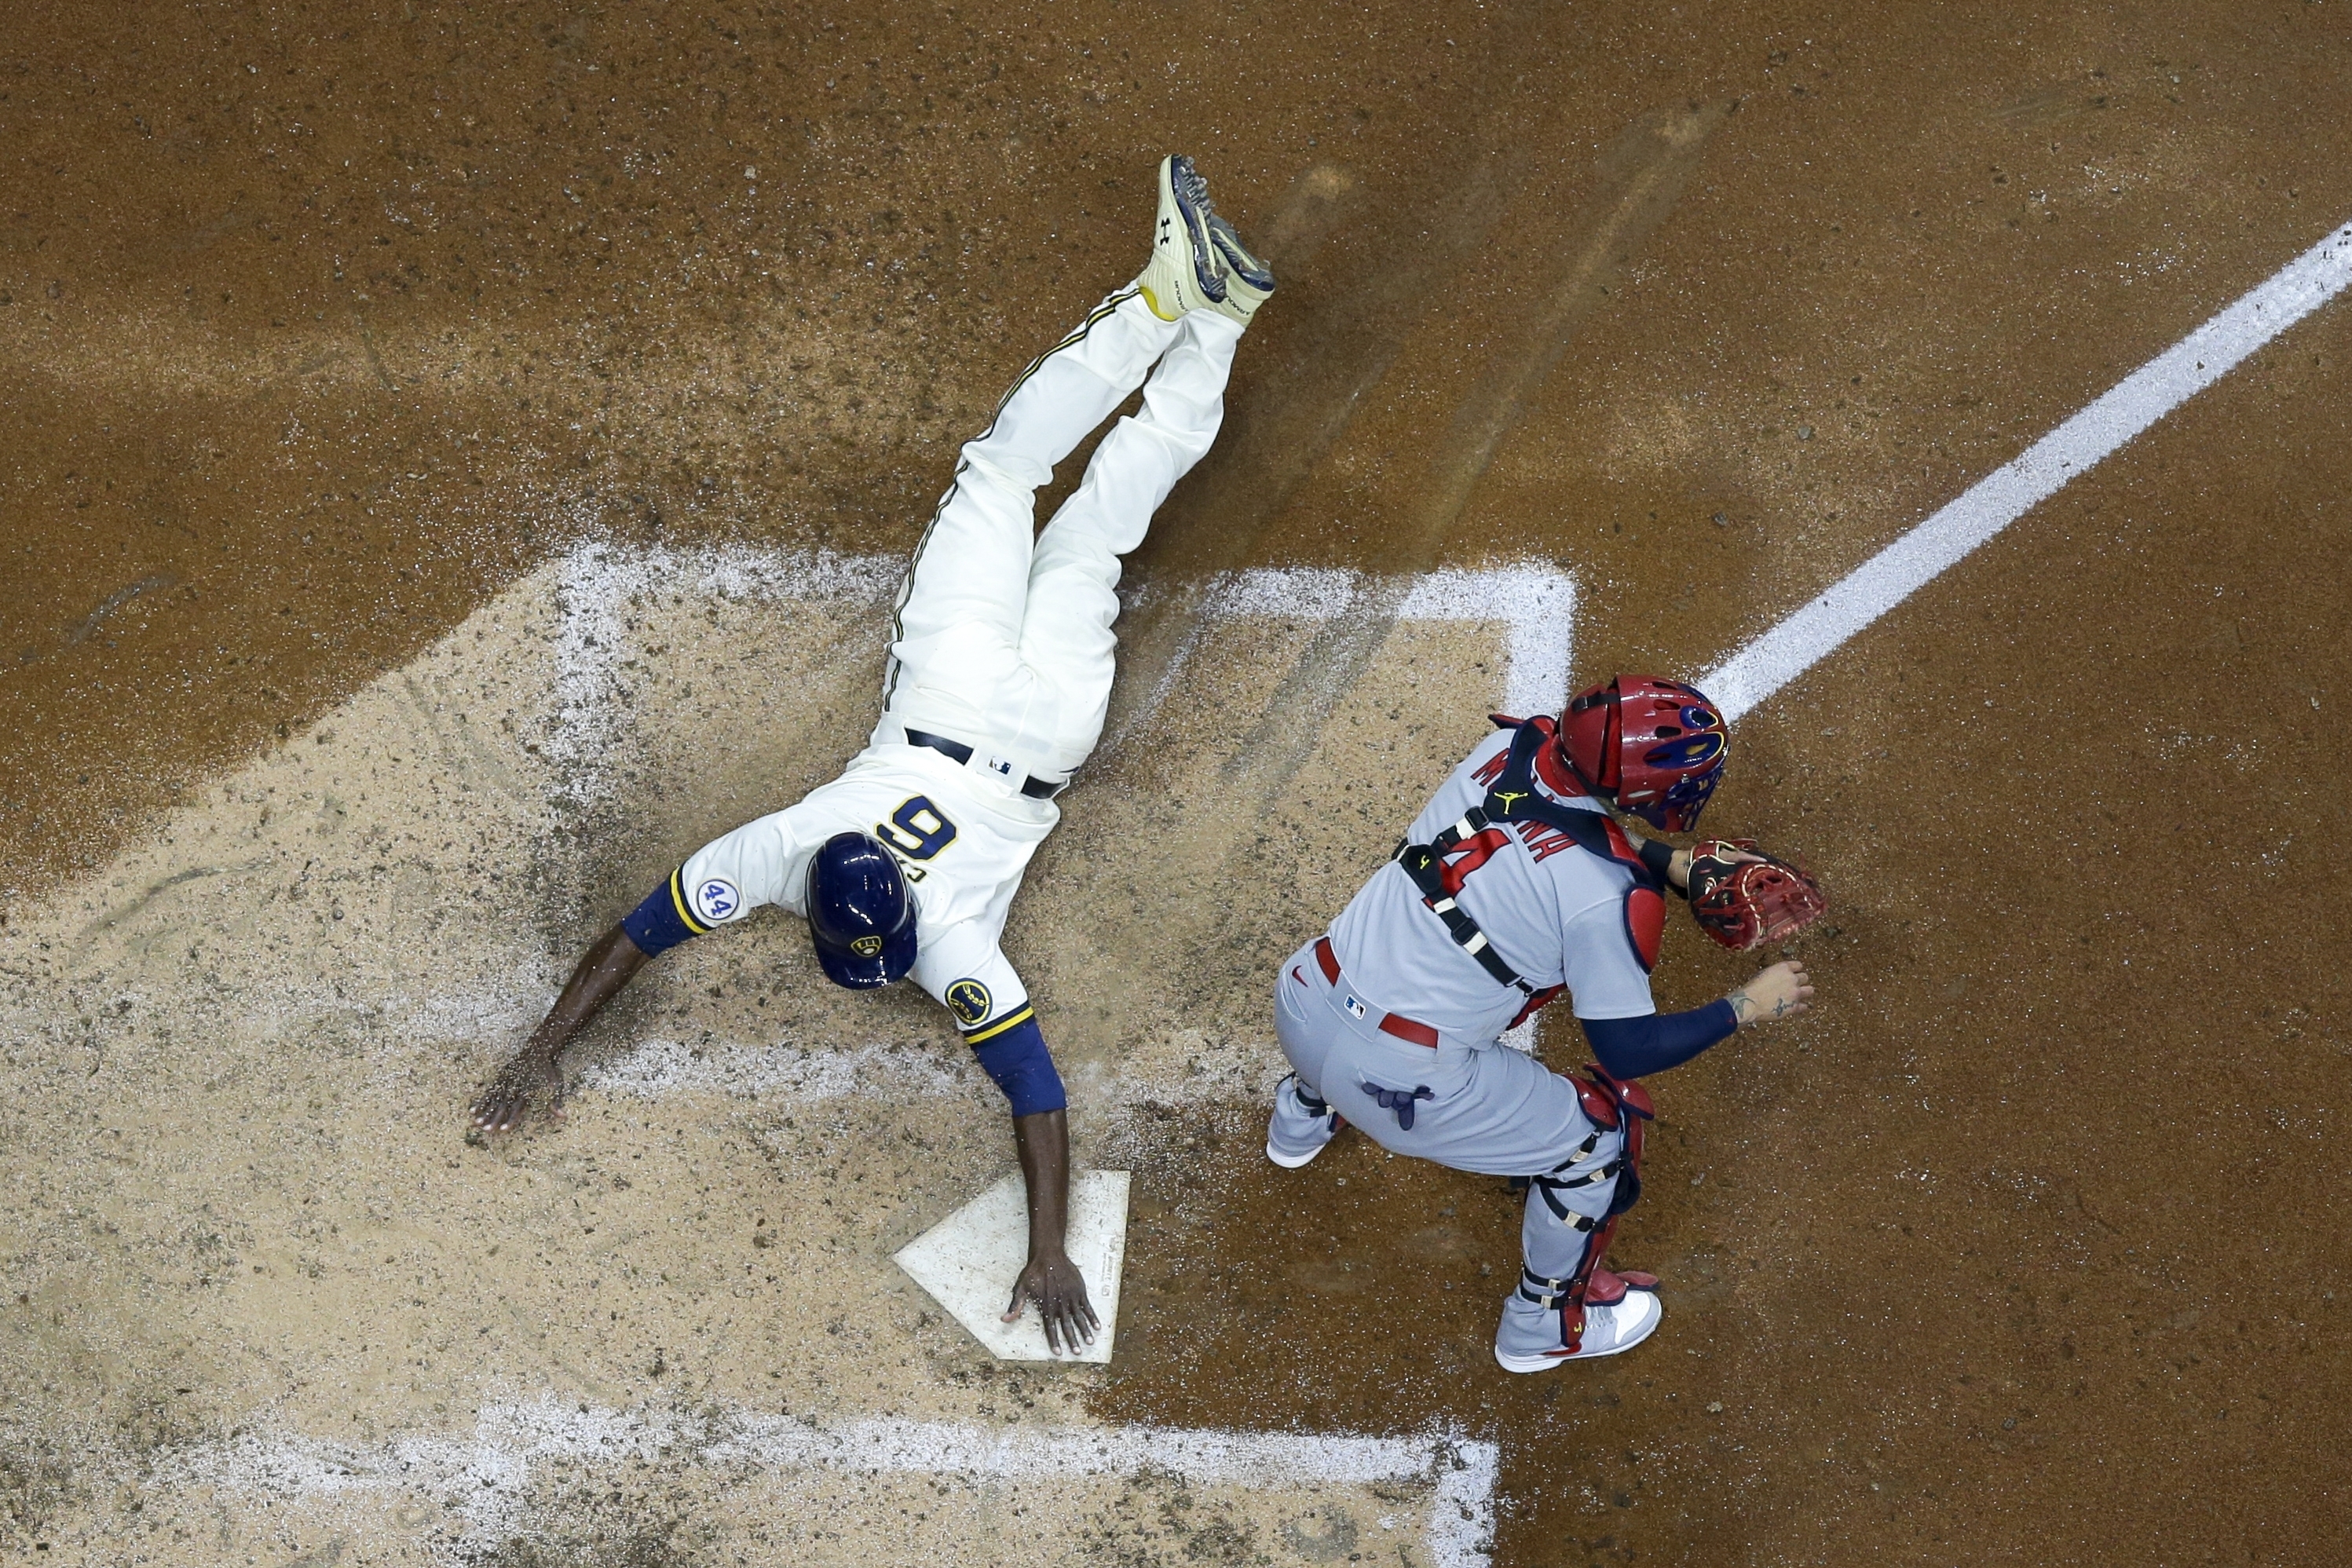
[894,1169,1129,1362]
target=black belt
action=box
[903,727,1065,799]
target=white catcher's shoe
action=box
[1493,1271,1663,1372]
[1134,155,1275,328]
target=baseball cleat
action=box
[1136,154,1228,321]
[1265,1073,1344,1167]
[1493,1287,1662,1372]
[1205,212,1276,327]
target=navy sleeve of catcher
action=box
[969,1017,1068,1118]
[1581,1000,1738,1080]
[621,870,703,957]
[1636,836,1692,900]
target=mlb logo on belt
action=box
[1344,995,1367,1020]
[983,755,1015,780]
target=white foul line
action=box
[1699,218,2352,723]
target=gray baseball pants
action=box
[1267,938,1626,1288]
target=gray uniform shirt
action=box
[1326,727,1658,1043]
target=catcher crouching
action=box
[1262,674,1827,1369]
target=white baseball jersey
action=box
[672,741,1055,1033]
[653,287,1240,1044]
[1326,726,1657,1041]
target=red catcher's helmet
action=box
[1559,676,1728,833]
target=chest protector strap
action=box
[1392,718,1663,994]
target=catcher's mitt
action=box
[1686,839,1826,951]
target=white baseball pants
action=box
[874,287,1243,783]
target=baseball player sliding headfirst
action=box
[471,155,1275,1354]
[1264,678,1827,1369]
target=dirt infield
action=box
[7,2,2352,1563]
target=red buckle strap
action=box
[1312,936,1440,1048]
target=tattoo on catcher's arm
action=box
[1728,992,1757,1026]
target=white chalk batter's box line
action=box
[176,1397,1501,1568]
[544,541,1578,786]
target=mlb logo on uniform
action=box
[983,755,1015,780]
[1344,995,1367,1020]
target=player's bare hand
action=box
[1729,959,1813,1025]
[470,1049,565,1135]
[1004,1248,1099,1356]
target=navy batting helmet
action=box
[805,832,916,989]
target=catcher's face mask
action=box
[1561,676,1727,833]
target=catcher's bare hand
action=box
[1004,1248,1099,1356]
[1730,959,1813,1026]
[471,1048,565,1135]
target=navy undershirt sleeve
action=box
[969,1017,1068,1118]
[1580,999,1738,1080]
[1636,836,1684,897]
[621,870,701,956]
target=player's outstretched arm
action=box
[1002,1108,1099,1355]
[471,923,650,1134]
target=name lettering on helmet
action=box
[872,841,930,883]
